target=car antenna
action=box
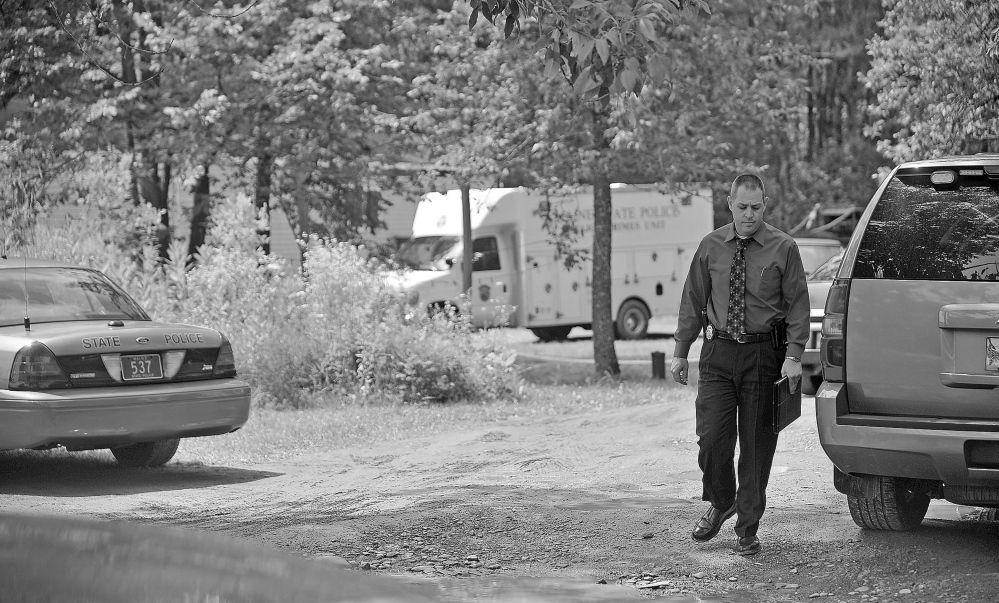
[23,256,29,331]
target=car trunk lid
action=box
[7,321,224,387]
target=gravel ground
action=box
[1,365,998,602]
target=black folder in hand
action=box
[772,376,802,434]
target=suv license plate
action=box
[121,354,164,381]
[988,338,999,372]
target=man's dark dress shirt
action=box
[674,222,809,360]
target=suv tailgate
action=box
[846,280,999,418]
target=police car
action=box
[0,259,251,467]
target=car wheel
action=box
[111,438,181,468]
[531,327,572,342]
[615,300,650,340]
[802,374,822,396]
[846,476,930,530]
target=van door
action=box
[611,250,634,314]
[634,247,675,315]
[471,235,515,328]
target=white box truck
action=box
[392,184,714,340]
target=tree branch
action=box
[186,0,260,18]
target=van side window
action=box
[853,177,999,281]
[472,237,501,272]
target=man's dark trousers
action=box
[695,337,782,539]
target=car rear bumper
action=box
[816,382,999,486]
[0,379,251,451]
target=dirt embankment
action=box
[1,389,998,602]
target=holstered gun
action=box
[770,318,788,350]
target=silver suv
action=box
[817,154,999,530]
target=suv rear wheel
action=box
[846,476,930,531]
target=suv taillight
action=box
[212,335,237,378]
[9,342,73,390]
[820,278,850,382]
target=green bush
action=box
[5,171,521,408]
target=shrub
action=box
[301,238,521,404]
[6,180,521,408]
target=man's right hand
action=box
[670,357,689,386]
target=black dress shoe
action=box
[734,535,761,555]
[691,502,737,542]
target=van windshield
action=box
[396,236,460,271]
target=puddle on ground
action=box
[556,495,694,511]
[400,574,756,602]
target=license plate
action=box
[121,354,163,381]
[988,338,999,372]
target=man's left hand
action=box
[781,358,802,392]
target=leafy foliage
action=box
[6,184,521,408]
[466,0,709,98]
[865,0,999,163]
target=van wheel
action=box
[428,301,460,319]
[846,476,929,530]
[615,300,650,340]
[111,438,181,468]
[531,327,572,342]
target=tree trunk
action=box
[187,164,211,264]
[806,64,815,162]
[460,182,473,297]
[137,160,171,258]
[589,105,620,377]
[254,151,273,256]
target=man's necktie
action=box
[726,238,749,335]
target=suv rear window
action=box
[853,176,999,281]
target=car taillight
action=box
[213,335,237,378]
[9,342,72,390]
[821,278,850,382]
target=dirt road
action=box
[1,382,998,602]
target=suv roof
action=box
[897,152,999,169]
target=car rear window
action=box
[0,267,149,327]
[853,176,999,281]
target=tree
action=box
[460,0,707,376]
[865,0,999,164]
[404,5,540,300]
[3,0,447,265]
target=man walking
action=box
[669,174,809,555]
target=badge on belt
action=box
[705,324,715,341]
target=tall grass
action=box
[3,163,521,409]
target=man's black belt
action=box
[711,328,769,343]
[717,331,768,343]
